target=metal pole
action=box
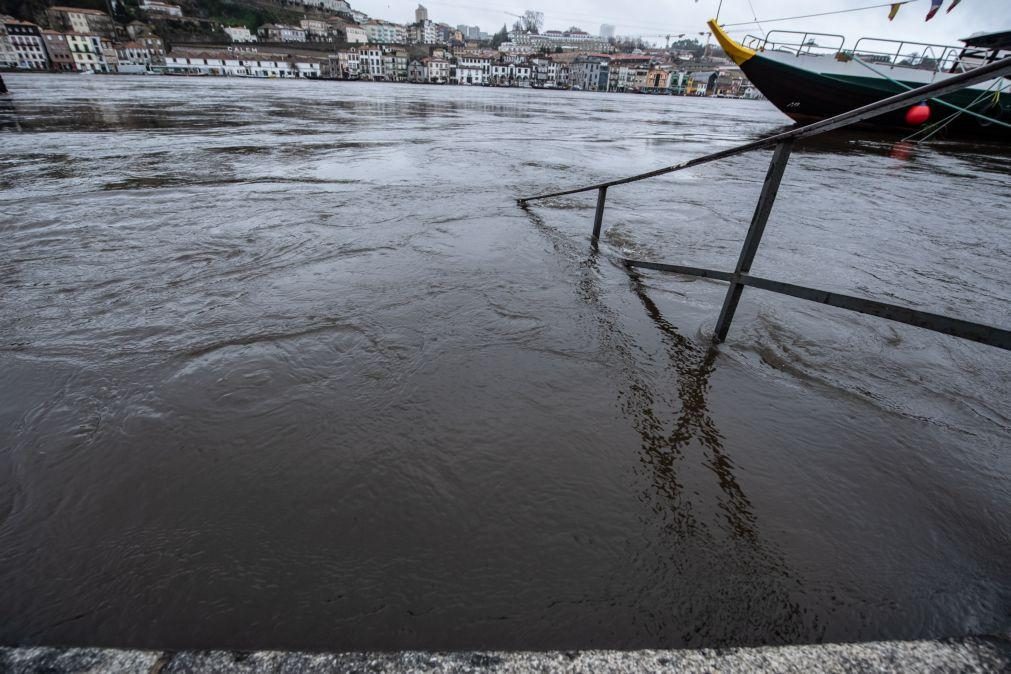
[713,139,793,343]
[591,186,607,241]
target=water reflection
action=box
[625,269,758,543]
[0,96,20,132]
[522,201,817,645]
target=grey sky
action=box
[352,0,1010,47]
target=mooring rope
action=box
[902,80,1004,142]
[851,56,1011,130]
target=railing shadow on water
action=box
[518,56,1011,353]
[519,200,820,645]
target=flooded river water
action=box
[1,74,1008,651]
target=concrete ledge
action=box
[3,637,1010,673]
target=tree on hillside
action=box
[670,37,705,59]
[609,36,648,52]
[491,23,508,47]
[520,9,542,34]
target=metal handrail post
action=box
[592,186,607,241]
[713,140,794,343]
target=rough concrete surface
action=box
[3,637,1010,673]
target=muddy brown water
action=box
[0,74,1008,651]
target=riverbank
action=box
[4,637,1011,673]
[0,68,756,98]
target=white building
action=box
[490,62,530,85]
[328,49,362,78]
[451,55,489,84]
[456,24,480,40]
[407,58,424,81]
[301,0,350,11]
[101,37,119,71]
[407,20,437,45]
[382,49,408,80]
[139,0,183,17]
[529,57,557,87]
[47,6,116,38]
[358,45,384,79]
[570,55,610,90]
[407,56,449,83]
[257,24,306,42]
[599,24,615,39]
[294,61,322,78]
[224,26,256,43]
[300,19,331,40]
[66,33,112,72]
[116,41,159,69]
[509,30,612,53]
[498,41,537,56]
[344,24,368,44]
[134,34,165,63]
[55,7,91,33]
[160,54,322,78]
[3,20,49,70]
[365,20,405,44]
[0,24,16,69]
[424,56,449,82]
[556,62,571,87]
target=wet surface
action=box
[0,74,1008,651]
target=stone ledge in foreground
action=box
[2,636,1010,673]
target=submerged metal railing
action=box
[518,57,1011,350]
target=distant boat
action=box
[709,20,1011,140]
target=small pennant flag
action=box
[888,3,902,20]
[947,0,962,13]
[926,0,943,20]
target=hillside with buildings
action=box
[0,0,750,96]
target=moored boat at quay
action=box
[709,19,1011,140]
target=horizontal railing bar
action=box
[623,259,1010,350]
[519,56,1011,203]
[739,275,1011,350]
[624,259,735,282]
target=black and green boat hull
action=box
[740,54,1011,141]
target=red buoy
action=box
[905,103,931,126]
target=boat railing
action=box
[517,56,1011,351]
[742,30,846,57]
[848,37,966,73]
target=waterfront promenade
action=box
[4,637,1011,673]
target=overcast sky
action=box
[352,0,1010,47]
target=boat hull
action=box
[739,53,1011,140]
[706,19,1010,141]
